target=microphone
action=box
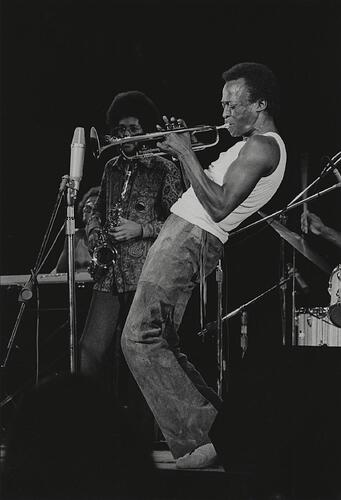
[69,127,85,193]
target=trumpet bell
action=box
[90,127,100,159]
[90,126,121,161]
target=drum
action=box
[328,264,341,328]
[295,307,341,346]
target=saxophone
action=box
[89,164,133,277]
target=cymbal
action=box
[258,211,332,275]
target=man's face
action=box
[115,116,143,156]
[82,196,97,224]
[221,78,259,138]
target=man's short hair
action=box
[222,62,280,118]
[106,90,162,133]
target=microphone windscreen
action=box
[70,127,85,189]
[72,127,86,146]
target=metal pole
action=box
[291,250,297,346]
[279,213,288,346]
[216,259,224,397]
[66,185,77,373]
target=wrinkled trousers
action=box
[121,214,223,458]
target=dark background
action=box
[1,0,341,273]
[1,0,341,405]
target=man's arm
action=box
[160,133,279,222]
[321,226,341,249]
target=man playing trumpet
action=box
[121,62,287,468]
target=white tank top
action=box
[171,132,286,243]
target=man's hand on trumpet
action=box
[156,115,194,158]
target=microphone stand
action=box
[232,150,341,238]
[231,181,341,237]
[1,176,68,369]
[287,152,341,206]
[66,180,78,373]
[0,176,68,452]
[198,276,292,337]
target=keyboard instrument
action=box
[0,272,93,287]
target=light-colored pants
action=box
[121,214,223,458]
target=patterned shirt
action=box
[87,154,183,293]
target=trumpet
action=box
[90,124,227,160]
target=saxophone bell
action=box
[88,229,118,278]
[92,240,117,269]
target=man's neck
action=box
[243,118,277,140]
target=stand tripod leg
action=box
[1,303,26,368]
